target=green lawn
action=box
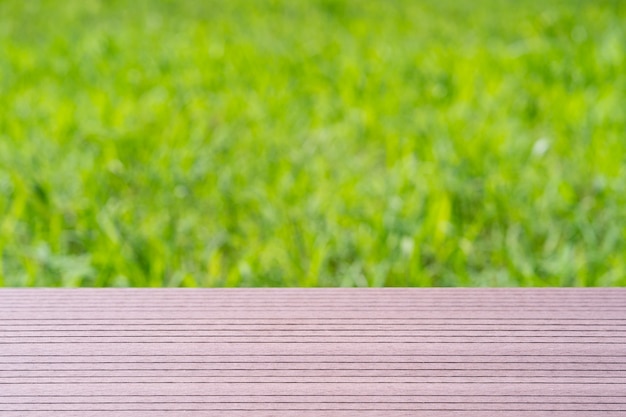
[1,0,625,287]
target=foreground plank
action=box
[1,288,625,416]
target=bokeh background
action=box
[1,0,625,287]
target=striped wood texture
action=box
[1,288,625,416]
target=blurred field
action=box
[0,0,625,287]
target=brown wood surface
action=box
[1,288,625,416]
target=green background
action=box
[1,0,625,287]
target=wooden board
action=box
[0,288,625,416]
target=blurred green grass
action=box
[0,0,625,287]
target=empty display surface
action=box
[1,288,625,416]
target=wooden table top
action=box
[1,288,625,416]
